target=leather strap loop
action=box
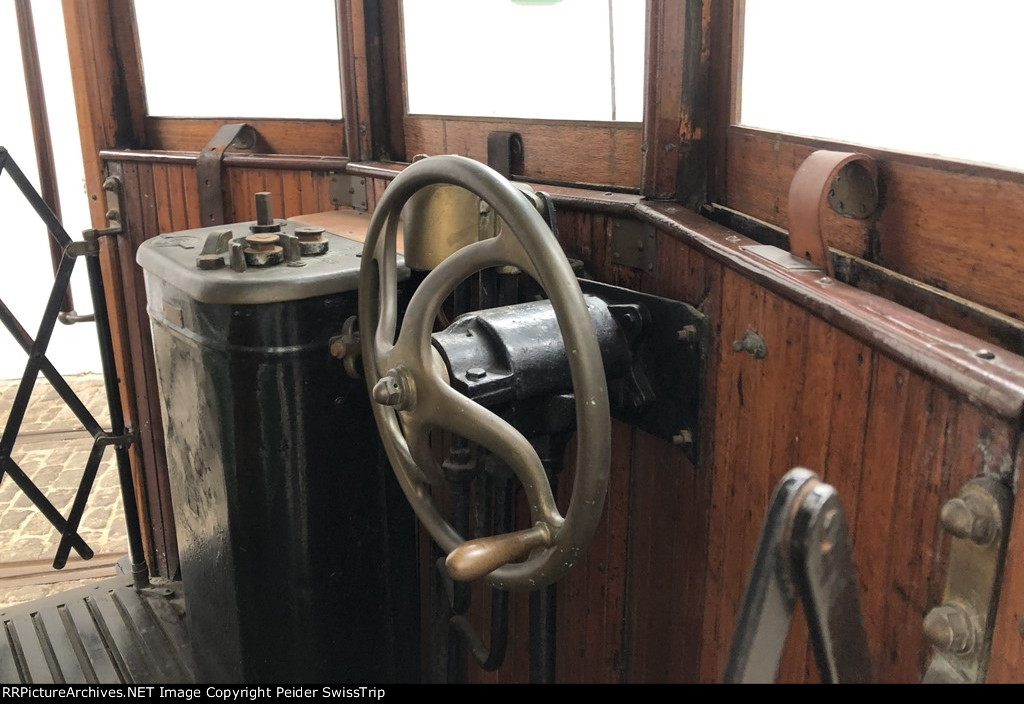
[788,150,878,276]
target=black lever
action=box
[723,468,874,684]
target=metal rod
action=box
[449,473,513,673]
[52,442,105,568]
[14,0,75,314]
[83,237,150,589]
[0,255,76,463]
[530,586,557,683]
[529,469,558,683]
[0,457,93,557]
[0,298,103,435]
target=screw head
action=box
[672,429,694,447]
[677,325,698,343]
[466,367,487,380]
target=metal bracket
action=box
[922,476,1012,683]
[610,218,657,273]
[723,468,874,684]
[578,279,706,464]
[487,131,523,179]
[197,124,261,226]
[329,173,368,212]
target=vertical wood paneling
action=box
[556,420,633,683]
[693,265,1019,684]
[105,160,179,578]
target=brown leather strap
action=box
[788,150,878,276]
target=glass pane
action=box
[134,0,342,119]
[741,0,1024,170]
[403,0,645,122]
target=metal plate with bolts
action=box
[922,476,1012,683]
[610,218,657,273]
[329,173,368,212]
[578,279,706,464]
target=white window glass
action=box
[403,0,645,122]
[134,0,342,119]
[741,0,1024,170]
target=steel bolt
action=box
[923,604,977,655]
[672,429,694,447]
[466,367,487,380]
[372,372,409,408]
[329,337,349,359]
[940,495,996,545]
[677,325,698,343]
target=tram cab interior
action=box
[1,0,1023,685]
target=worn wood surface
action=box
[641,0,687,199]
[103,160,181,579]
[708,0,742,204]
[725,127,1024,323]
[404,117,642,189]
[146,118,344,156]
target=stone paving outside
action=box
[0,373,127,609]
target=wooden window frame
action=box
[708,0,1024,328]
[374,0,647,191]
[65,0,348,161]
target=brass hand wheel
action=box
[358,155,610,590]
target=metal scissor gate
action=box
[0,147,148,587]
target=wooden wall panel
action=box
[145,118,344,157]
[224,167,337,223]
[725,127,1024,322]
[696,267,1018,683]
[105,159,178,578]
[404,117,642,189]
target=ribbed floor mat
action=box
[0,576,194,683]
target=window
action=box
[741,0,1024,170]
[133,0,343,119]
[403,0,644,122]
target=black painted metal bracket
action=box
[578,279,707,464]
